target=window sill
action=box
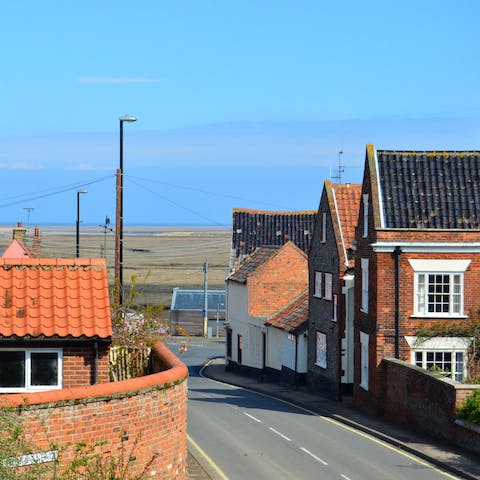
[313,294,322,299]
[360,308,368,314]
[410,315,468,320]
[314,362,326,370]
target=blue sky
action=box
[0,1,479,226]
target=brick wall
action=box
[63,343,110,386]
[0,342,188,479]
[382,358,480,454]
[248,242,307,317]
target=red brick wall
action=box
[383,358,480,454]
[248,242,308,317]
[1,342,188,479]
[63,343,110,387]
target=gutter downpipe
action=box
[393,246,402,359]
[93,341,99,384]
[294,333,298,389]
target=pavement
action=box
[188,357,480,480]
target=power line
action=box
[0,175,113,209]
[126,177,225,226]
[128,175,293,210]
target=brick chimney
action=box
[12,222,27,244]
[32,227,41,257]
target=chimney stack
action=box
[32,227,40,257]
[12,222,27,244]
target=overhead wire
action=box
[125,177,225,226]
[128,175,292,210]
[0,175,114,209]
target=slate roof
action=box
[170,288,226,311]
[227,246,280,283]
[265,290,308,334]
[232,208,316,263]
[0,258,112,339]
[377,150,480,229]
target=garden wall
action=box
[0,342,188,479]
[382,358,480,454]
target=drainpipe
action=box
[93,341,99,384]
[393,246,402,359]
[294,334,298,389]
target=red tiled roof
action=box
[227,246,280,283]
[2,239,33,259]
[327,183,362,268]
[331,183,362,250]
[265,290,308,334]
[0,258,112,339]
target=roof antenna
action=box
[331,150,344,184]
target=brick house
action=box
[225,242,308,375]
[0,257,112,392]
[307,181,361,398]
[354,145,480,414]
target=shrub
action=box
[457,390,480,425]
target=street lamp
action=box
[76,190,87,258]
[115,114,137,306]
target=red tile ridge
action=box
[0,258,106,268]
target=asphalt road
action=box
[174,341,460,480]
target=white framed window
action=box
[414,351,466,382]
[415,273,463,317]
[362,194,369,238]
[332,294,338,322]
[0,349,63,392]
[406,336,470,382]
[360,331,369,390]
[315,332,327,368]
[324,273,333,300]
[409,259,470,318]
[321,212,327,243]
[361,258,369,313]
[314,271,323,298]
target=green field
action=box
[0,225,232,306]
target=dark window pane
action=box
[0,351,25,387]
[31,353,58,386]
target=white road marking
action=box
[300,447,328,465]
[244,412,262,423]
[341,475,352,480]
[269,427,291,441]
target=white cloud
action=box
[69,163,99,171]
[0,162,43,170]
[76,77,163,84]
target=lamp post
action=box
[115,114,137,306]
[76,190,87,258]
